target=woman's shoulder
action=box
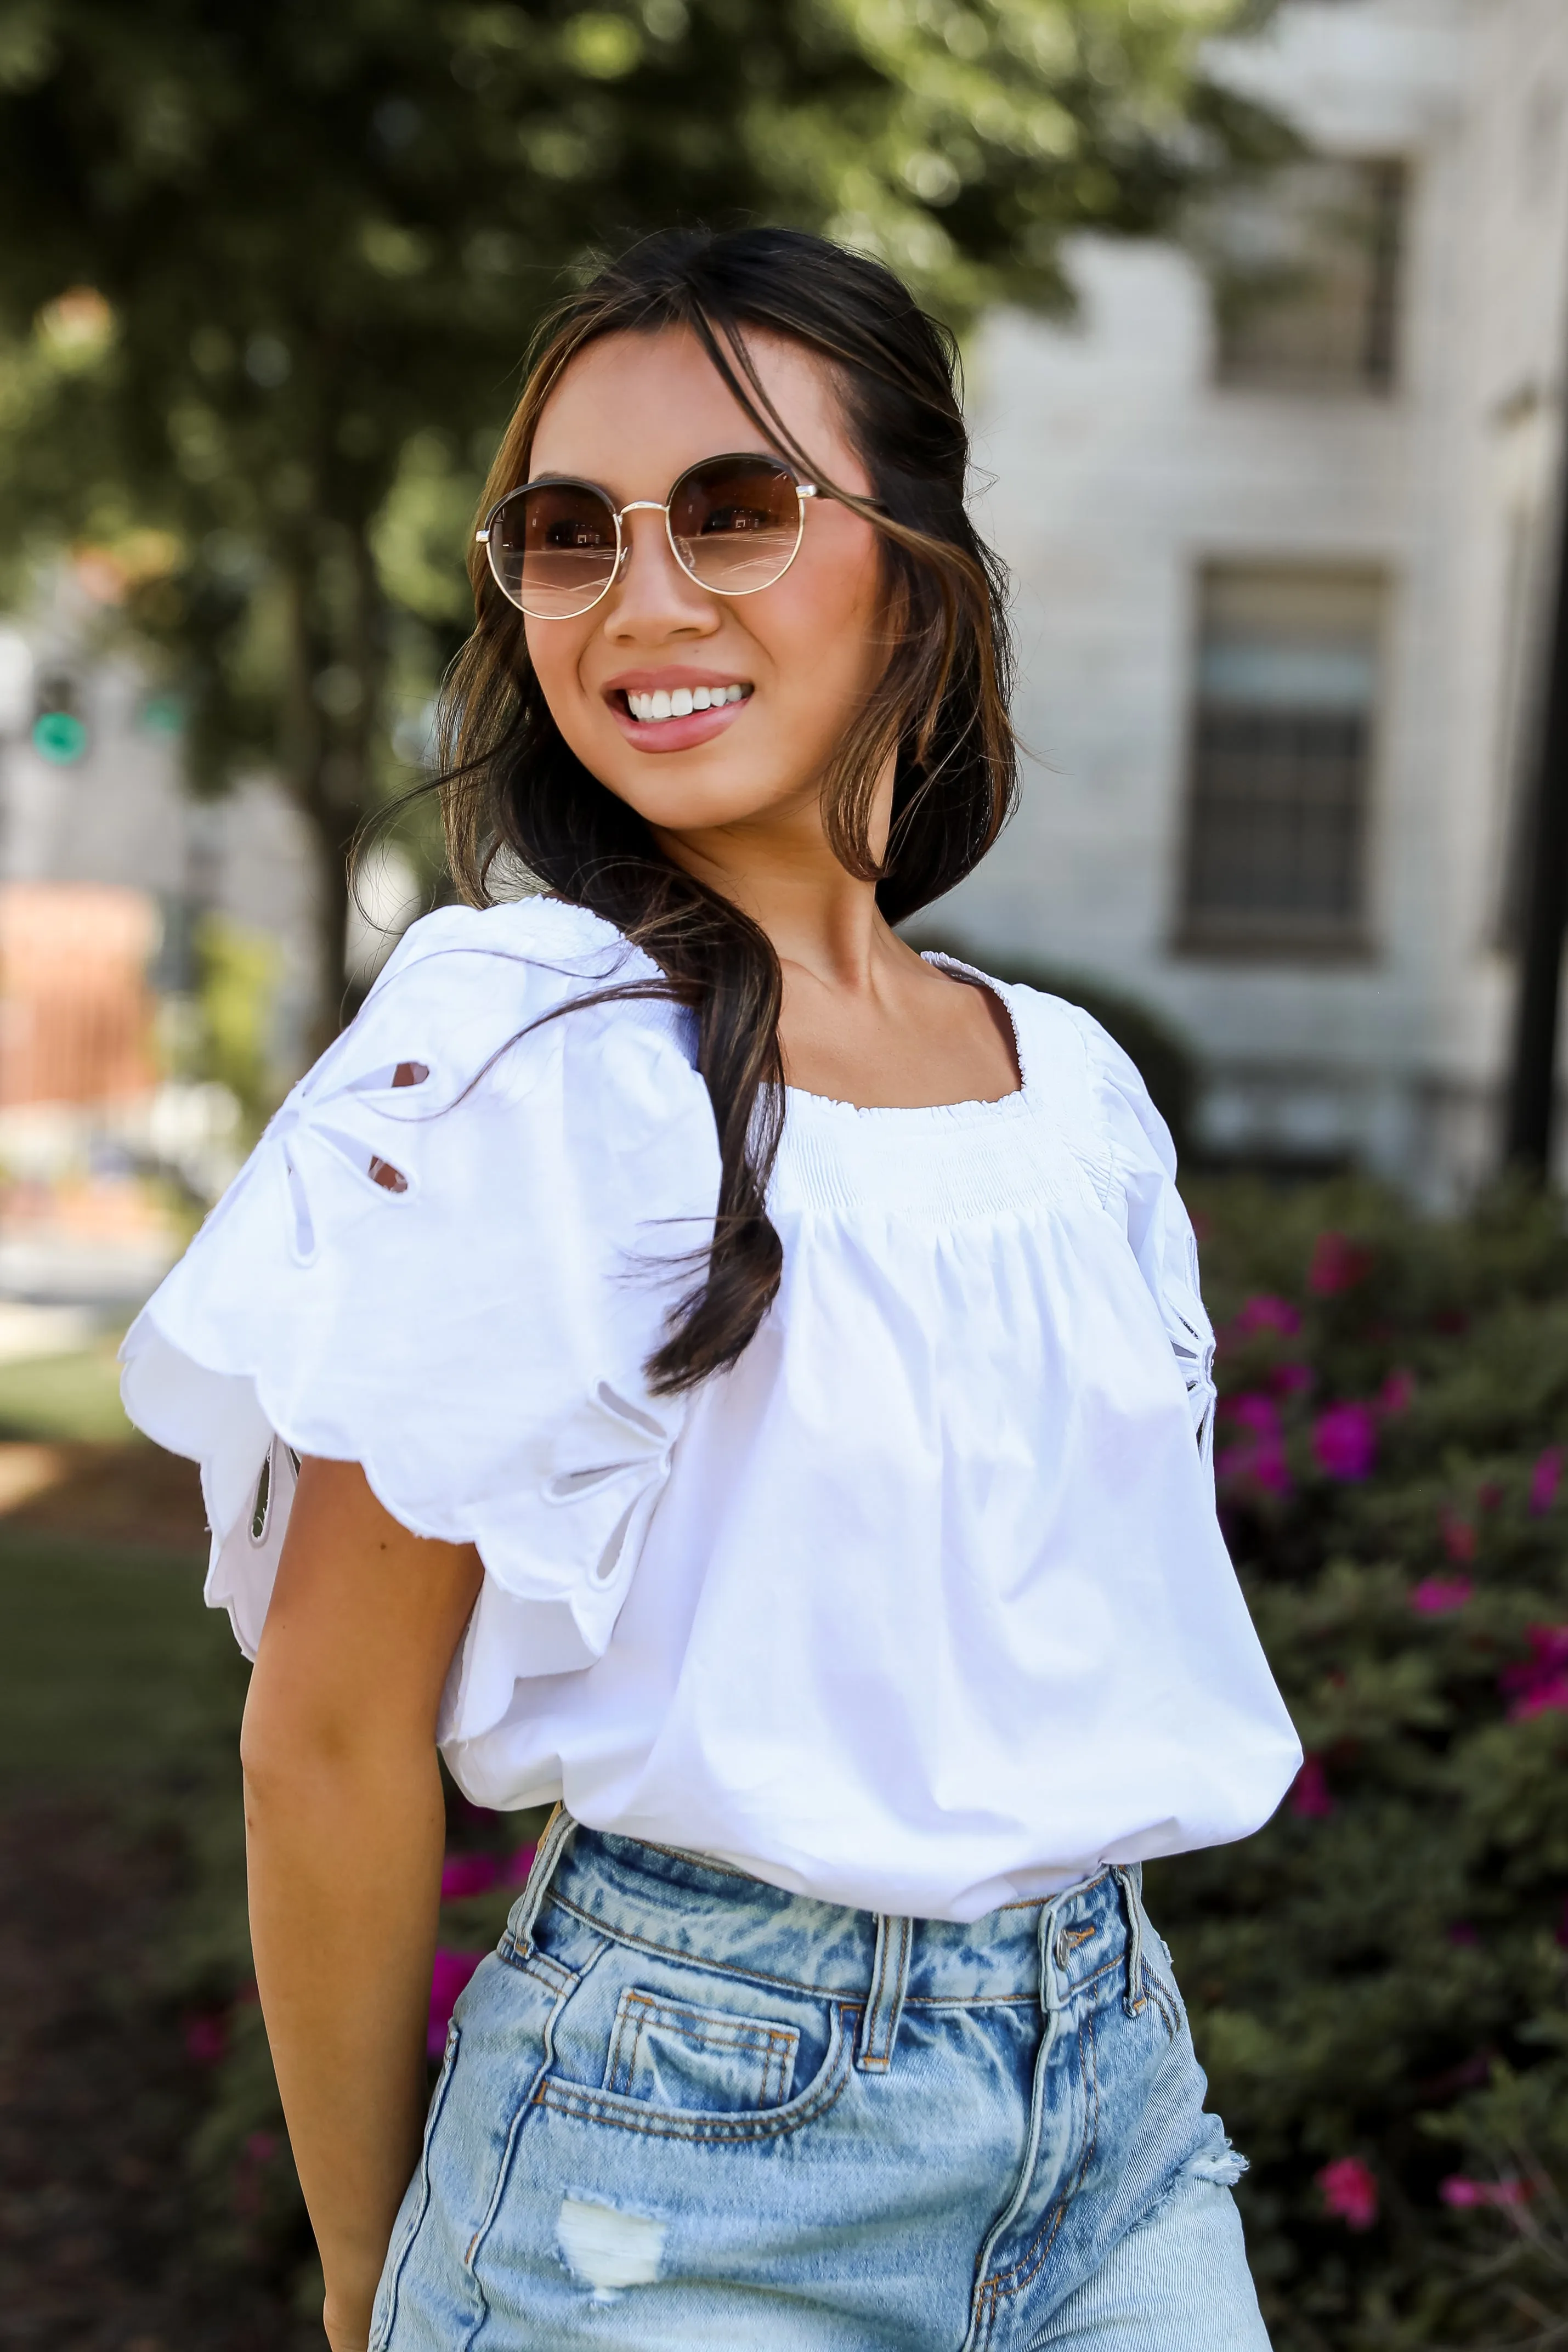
[370,892,654,1005]
[337,893,692,1095]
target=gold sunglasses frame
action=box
[475,453,819,619]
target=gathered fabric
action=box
[120,895,1300,1922]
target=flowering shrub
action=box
[1148,1177,1568,2350]
[160,1177,1568,2342]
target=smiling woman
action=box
[119,227,1298,2352]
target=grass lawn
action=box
[0,1336,137,1444]
[0,1331,241,1792]
[0,1526,244,1792]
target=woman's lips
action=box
[603,692,751,754]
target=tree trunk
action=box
[282,520,384,1061]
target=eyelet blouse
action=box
[120,897,1300,1922]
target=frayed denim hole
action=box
[557,2196,666,2300]
[1190,2143,1248,2187]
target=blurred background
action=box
[3,2,1568,2347]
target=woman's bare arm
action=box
[240,1458,483,2352]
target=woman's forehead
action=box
[528,324,862,494]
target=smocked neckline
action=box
[781,954,1031,1127]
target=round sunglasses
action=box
[476,451,820,620]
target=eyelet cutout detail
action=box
[250,1452,271,1544]
[369,1155,409,1194]
[284,1149,316,1260]
[346,1059,431,1094]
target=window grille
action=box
[1179,567,1385,956]
[1205,158,1406,396]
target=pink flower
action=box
[1317,2156,1378,2230]
[440,1851,502,1901]
[1216,1392,1294,1497]
[1440,1508,1477,1565]
[1235,1293,1301,1338]
[1500,1624,1568,1720]
[1478,1480,1503,1513]
[183,2011,228,2066]
[1377,1369,1416,1418]
[1411,1576,1473,1616]
[1529,1447,1564,1516]
[428,1948,483,2057]
[439,1845,536,1902]
[1446,1921,1479,1946]
[1440,2175,1532,2210]
[1314,1402,1377,1482]
[1309,1233,1374,1297]
[1270,1361,1314,1398]
[1290,1755,1336,1818]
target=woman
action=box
[122,227,1300,2351]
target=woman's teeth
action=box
[625,683,750,722]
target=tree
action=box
[0,0,1281,1049]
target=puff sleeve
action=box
[1076,1015,1217,1466]
[118,899,722,1721]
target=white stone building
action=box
[938,0,1568,1198]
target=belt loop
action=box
[1112,1863,1146,2016]
[508,1803,576,1952]
[856,1913,912,2073]
[1037,1892,1070,2022]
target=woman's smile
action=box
[603,664,755,752]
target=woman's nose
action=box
[605,506,716,635]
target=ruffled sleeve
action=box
[118,899,721,1733]
[1074,1015,1217,1467]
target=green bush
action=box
[1147,1176,1568,2349]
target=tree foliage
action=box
[0,0,1281,1042]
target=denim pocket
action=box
[603,1986,800,2112]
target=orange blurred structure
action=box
[0,883,157,1109]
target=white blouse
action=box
[120,897,1299,1922]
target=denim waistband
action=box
[518,1815,1147,2019]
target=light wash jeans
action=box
[372,1811,1270,2350]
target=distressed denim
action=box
[372,1812,1269,2351]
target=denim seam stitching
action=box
[499,1944,576,1995]
[533,2008,854,2145]
[370,2021,464,2351]
[985,2002,1102,2307]
[548,1889,1108,2008]
[460,1935,610,2309]
[612,1989,798,2101]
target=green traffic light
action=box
[31,710,88,764]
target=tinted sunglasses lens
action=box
[489,483,618,616]
[670,457,801,594]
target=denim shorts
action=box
[371,1811,1270,2350]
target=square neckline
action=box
[780,953,1028,1122]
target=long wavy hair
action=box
[436,225,1017,1392]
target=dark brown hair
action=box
[437,225,1016,1391]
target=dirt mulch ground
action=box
[0,1794,315,2351]
[0,1443,207,1551]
